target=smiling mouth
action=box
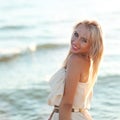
[72,44,79,51]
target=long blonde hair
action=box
[63,20,104,95]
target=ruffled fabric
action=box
[48,67,93,120]
[48,68,65,106]
[48,67,92,109]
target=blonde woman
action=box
[48,20,104,120]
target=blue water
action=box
[0,0,120,119]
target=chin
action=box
[70,49,80,54]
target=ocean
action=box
[0,0,120,120]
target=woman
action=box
[48,20,104,120]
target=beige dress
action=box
[48,67,93,120]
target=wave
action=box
[37,43,67,49]
[0,43,68,62]
[98,74,120,81]
[0,25,33,30]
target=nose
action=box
[72,38,79,45]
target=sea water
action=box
[0,0,120,119]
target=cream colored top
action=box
[48,67,93,110]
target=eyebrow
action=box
[81,37,88,40]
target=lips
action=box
[72,44,79,51]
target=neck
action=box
[79,53,90,61]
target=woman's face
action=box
[70,24,90,55]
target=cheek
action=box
[71,38,74,44]
[71,35,76,42]
[82,44,89,50]
[81,43,87,47]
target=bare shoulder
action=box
[67,54,82,65]
[61,54,90,105]
[67,54,89,72]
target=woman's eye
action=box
[74,32,79,37]
[81,38,87,43]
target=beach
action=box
[0,0,120,119]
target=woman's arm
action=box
[59,54,84,120]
